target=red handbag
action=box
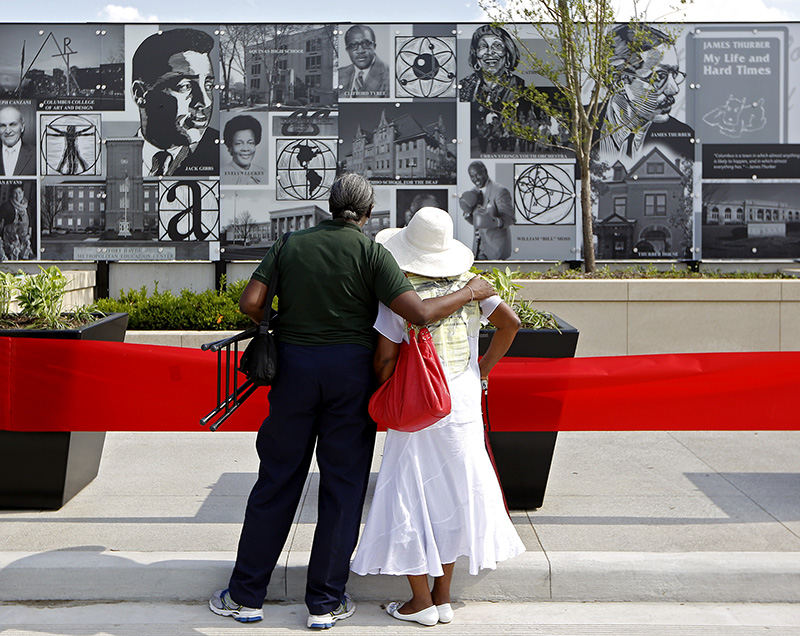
[368,325,452,432]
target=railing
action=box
[199,327,258,431]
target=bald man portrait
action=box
[0,106,35,176]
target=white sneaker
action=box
[386,601,439,626]
[208,588,263,623]
[307,593,356,629]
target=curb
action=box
[2,550,799,603]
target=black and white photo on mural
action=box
[220,188,269,252]
[221,111,269,185]
[220,24,338,110]
[0,24,124,111]
[338,101,457,185]
[219,188,332,260]
[702,182,800,259]
[0,100,36,177]
[396,187,450,227]
[0,179,36,261]
[338,24,390,99]
[457,23,570,160]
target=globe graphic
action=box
[276,139,337,200]
[514,164,575,225]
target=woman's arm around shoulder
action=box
[389,275,495,325]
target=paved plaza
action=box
[1,430,798,633]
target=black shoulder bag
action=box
[239,232,292,386]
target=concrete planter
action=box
[0,312,128,510]
[515,279,800,356]
[479,316,579,510]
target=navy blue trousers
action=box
[227,342,376,614]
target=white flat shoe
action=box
[436,603,454,623]
[386,601,439,626]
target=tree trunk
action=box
[579,154,596,273]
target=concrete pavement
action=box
[3,602,800,635]
[0,430,799,611]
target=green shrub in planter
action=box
[95,278,251,331]
[1,266,95,329]
[481,267,559,330]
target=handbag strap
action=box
[260,231,292,334]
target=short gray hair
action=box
[329,173,375,222]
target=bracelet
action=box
[466,285,475,302]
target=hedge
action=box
[95,278,251,331]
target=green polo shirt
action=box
[251,219,413,350]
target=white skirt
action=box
[351,374,525,577]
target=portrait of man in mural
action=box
[131,28,219,177]
[597,24,693,161]
[339,24,390,98]
[0,106,35,176]
[459,160,515,260]
[459,24,531,155]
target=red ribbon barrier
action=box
[2,337,799,432]
[0,338,268,432]
[486,352,800,432]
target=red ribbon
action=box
[2,337,799,432]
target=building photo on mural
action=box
[0,21,798,265]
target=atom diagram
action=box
[395,36,456,98]
[514,164,576,225]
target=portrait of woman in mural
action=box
[459,24,530,156]
[221,114,267,185]
[0,181,34,261]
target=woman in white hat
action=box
[350,207,525,626]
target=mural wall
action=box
[0,21,798,264]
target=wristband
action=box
[466,286,475,302]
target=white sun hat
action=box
[375,206,474,278]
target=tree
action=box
[232,211,257,246]
[41,187,67,234]
[482,0,687,272]
[670,156,694,259]
[219,26,251,108]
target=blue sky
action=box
[0,0,483,23]
[1,0,799,23]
